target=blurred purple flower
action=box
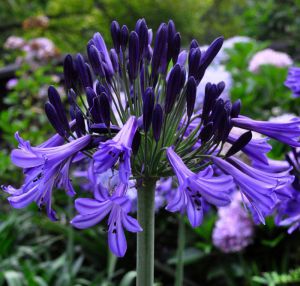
[285,67,300,98]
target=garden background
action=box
[1,0,300,285]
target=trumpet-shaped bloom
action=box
[71,182,142,257]
[232,116,300,147]
[94,116,138,183]
[166,147,233,227]
[4,133,91,220]
[212,156,279,223]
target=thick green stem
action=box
[137,179,156,286]
[175,214,185,286]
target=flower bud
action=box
[85,87,96,109]
[199,122,213,143]
[135,18,148,57]
[231,100,241,118]
[87,45,105,77]
[132,130,141,155]
[188,48,201,79]
[111,20,121,53]
[63,54,77,90]
[143,87,155,132]
[186,76,197,119]
[165,64,182,114]
[151,23,168,79]
[75,107,86,137]
[225,131,252,158]
[45,102,65,137]
[99,92,111,128]
[128,31,140,80]
[110,49,119,73]
[48,86,70,133]
[120,25,129,52]
[190,39,199,50]
[152,104,163,142]
[75,53,93,88]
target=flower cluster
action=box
[248,48,293,73]
[3,19,300,257]
[213,192,254,253]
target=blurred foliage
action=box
[0,0,250,56]
[243,0,300,59]
[225,41,300,120]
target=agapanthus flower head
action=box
[4,18,300,257]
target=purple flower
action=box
[166,147,233,227]
[232,116,300,147]
[285,67,300,98]
[213,192,254,253]
[71,182,142,257]
[212,156,279,223]
[4,133,91,220]
[94,116,138,183]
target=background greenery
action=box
[1,0,300,285]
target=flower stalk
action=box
[137,179,156,286]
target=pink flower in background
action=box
[4,36,25,49]
[23,38,58,61]
[249,49,293,73]
[212,192,254,253]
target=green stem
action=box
[137,179,156,286]
[175,214,185,286]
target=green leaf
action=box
[119,271,137,286]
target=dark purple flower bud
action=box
[128,31,140,80]
[152,104,163,142]
[211,98,225,127]
[180,66,186,89]
[68,89,77,105]
[167,20,176,62]
[186,76,197,119]
[87,45,105,77]
[213,108,227,142]
[231,99,241,118]
[225,131,252,158]
[85,87,96,108]
[63,54,77,90]
[99,92,111,128]
[45,102,65,137]
[165,64,182,114]
[202,83,219,124]
[217,81,225,94]
[132,130,141,155]
[48,86,69,133]
[75,107,86,137]
[143,87,155,132]
[224,100,232,115]
[199,122,213,143]
[197,37,224,82]
[135,18,148,57]
[151,23,168,79]
[110,49,119,73]
[111,20,121,53]
[188,48,201,79]
[76,53,92,88]
[90,97,102,123]
[190,39,199,50]
[171,33,181,64]
[85,63,93,87]
[120,25,129,52]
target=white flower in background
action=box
[4,36,25,49]
[212,192,254,253]
[249,49,293,73]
